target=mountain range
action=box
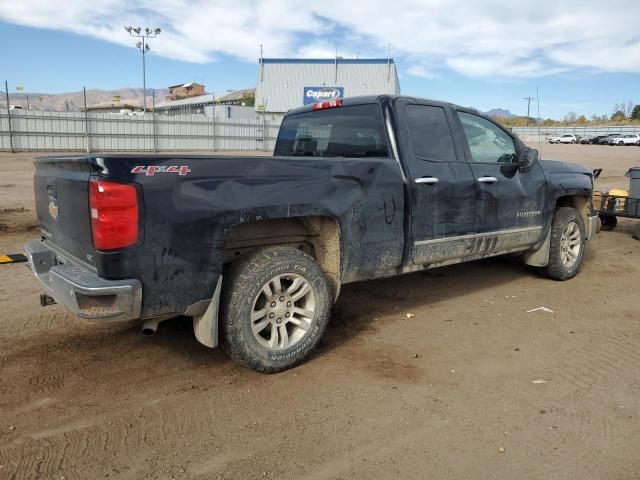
[6,87,517,117]
[6,88,170,111]
[484,108,515,118]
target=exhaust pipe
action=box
[141,318,161,336]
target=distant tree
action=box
[576,115,587,125]
[625,100,634,118]
[631,104,640,120]
[564,111,577,123]
[611,110,626,121]
[241,92,255,107]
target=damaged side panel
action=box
[88,154,406,318]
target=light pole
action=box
[125,26,161,111]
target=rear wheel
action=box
[538,207,586,281]
[220,246,331,373]
[571,139,576,144]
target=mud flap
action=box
[523,229,551,267]
[193,276,222,348]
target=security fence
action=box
[513,125,640,140]
[0,108,282,153]
[4,108,639,153]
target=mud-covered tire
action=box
[220,246,331,373]
[538,207,586,281]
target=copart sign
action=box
[303,86,344,105]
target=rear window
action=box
[274,104,389,158]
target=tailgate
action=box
[33,155,96,266]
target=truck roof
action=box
[285,94,481,116]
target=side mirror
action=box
[519,148,538,167]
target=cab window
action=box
[458,111,517,164]
[404,104,457,162]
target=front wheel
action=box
[538,207,586,281]
[220,246,332,373]
[571,140,576,144]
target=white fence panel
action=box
[0,109,281,152]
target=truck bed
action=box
[32,153,406,318]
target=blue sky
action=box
[1,0,639,119]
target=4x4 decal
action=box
[131,165,191,176]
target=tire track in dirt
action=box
[0,388,276,480]
[522,406,620,477]
[523,323,640,477]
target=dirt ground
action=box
[1,145,639,480]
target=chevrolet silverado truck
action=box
[26,95,598,373]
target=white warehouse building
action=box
[254,58,401,116]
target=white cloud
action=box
[445,56,568,78]
[407,65,438,79]
[1,0,640,78]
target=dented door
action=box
[456,111,547,253]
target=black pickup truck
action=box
[26,95,598,372]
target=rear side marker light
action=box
[89,178,139,250]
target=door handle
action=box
[415,177,439,185]
[477,176,498,184]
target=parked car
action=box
[597,134,621,144]
[548,134,577,144]
[25,95,599,372]
[580,134,609,144]
[608,134,640,146]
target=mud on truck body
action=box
[26,95,598,372]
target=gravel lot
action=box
[1,145,639,479]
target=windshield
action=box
[274,104,389,158]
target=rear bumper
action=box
[25,240,142,323]
[587,214,599,240]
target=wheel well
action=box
[555,195,590,227]
[224,216,342,300]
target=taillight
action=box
[89,178,139,250]
[312,98,342,110]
